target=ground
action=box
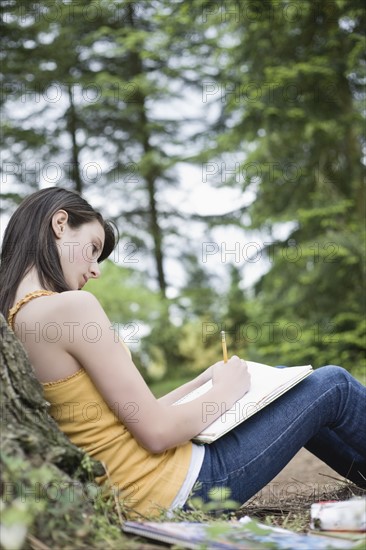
[273,448,339,486]
[250,448,342,507]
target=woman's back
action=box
[9,290,88,383]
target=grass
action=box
[19,458,363,549]
[237,480,366,532]
[83,481,365,549]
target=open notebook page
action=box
[174,361,313,442]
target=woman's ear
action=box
[51,210,69,239]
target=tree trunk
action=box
[125,3,167,297]
[67,84,83,195]
[0,313,107,549]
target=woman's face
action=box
[54,216,106,290]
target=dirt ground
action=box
[273,447,339,485]
[250,448,343,506]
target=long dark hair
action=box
[0,187,117,318]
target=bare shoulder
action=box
[45,291,112,350]
[57,290,100,310]
[16,291,107,331]
[12,290,99,326]
[54,290,106,322]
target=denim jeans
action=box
[185,366,366,509]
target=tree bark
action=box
[125,3,167,297]
[67,84,83,195]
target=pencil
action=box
[221,330,228,363]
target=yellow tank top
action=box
[8,291,192,517]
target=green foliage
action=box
[87,261,221,380]
[86,260,163,325]
[139,308,222,381]
[0,451,133,549]
[247,220,365,368]
[198,0,366,371]
[177,484,240,518]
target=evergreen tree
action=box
[0,0,209,294]
[200,0,365,368]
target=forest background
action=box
[1,0,365,392]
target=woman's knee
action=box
[313,364,351,383]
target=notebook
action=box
[174,361,313,443]
[122,516,359,549]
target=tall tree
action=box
[195,0,365,367]
[0,0,208,294]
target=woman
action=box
[1,187,365,517]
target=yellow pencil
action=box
[221,330,228,363]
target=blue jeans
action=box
[185,366,366,509]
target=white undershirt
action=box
[169,443,205,511]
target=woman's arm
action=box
[57,291,250,453]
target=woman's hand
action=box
[211,355,251,404]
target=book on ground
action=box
[174,361,313,444]
[122,516,360,549]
